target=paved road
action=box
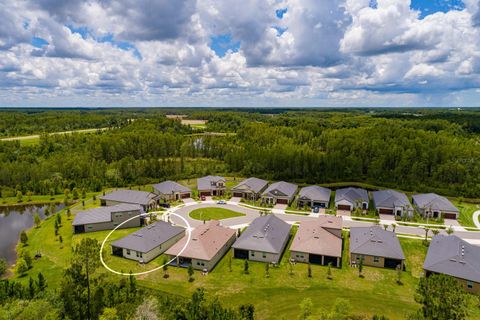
[473,210,480,228]
[165,201,480,241]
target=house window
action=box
[87,226,93,230]
[467,281,474,289]
[251,252,255,257]
[197,262,201,266]
[136,252,143,258]
[373,256,380,263]
[126,249,131,255]
[262,253,267,258]
[115,213,122,218]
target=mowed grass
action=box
[454,200,480,227]
[189,207,245,221]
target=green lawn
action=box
[189,207,245,221]
[454,200,479,228]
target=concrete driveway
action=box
[228,197,241,204]
[379,214,396,221]
[182,198,197,205]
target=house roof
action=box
[100,190,158,206]
[298,186,331,203]
[152,180,191,195]
[111,221,184,253]
[424,235,480,283]
[412,193,459,213]
[290,216,343,257]
[231,177,268,193]
[72,203,142,226]
[335,187,369,204]
[232,214,291,254]
[349,226,405,260]
[165,220,236,261]
[262,181,298,198]
[197,175,226,190]
[373,189,411,209]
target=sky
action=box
[1,0,480,108]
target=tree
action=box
[187,264,194,282]
[383,224,389,231]
[56,213,62,226]
[16,191,23,202]
[82,189,87,199]
[15,258,28,276]
[72,188,79,200]
[134,297,158,320]
[299,298,313,320]
[431,229,440,236]
[67,208,71,220]
[327,262,333,280]
[28,276,35,298]
[392,223,397,233]
[446,226,454,235]
[34,213,41,228]
[307,263,312,278]
[20,230,28,246]
[244,260,249,274]
[265,263,270,278]
[26,191,32,202]
[239,304,255,320]
[228,255,232,272]
[424,228,430,243]
[37,272,47,291]
[100,308,119,320]
[320,298,352,320]
[59,235,63,246]
[396,264,403,285]
[162,257,169,278]
[0,258,7,277]
[21,251,33,269]
[358,256,364,278]
[412,274,471,320]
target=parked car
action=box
[201,195,206,201]
[312,206,319,213]
[159,203,170,208]
[217,200,227,205]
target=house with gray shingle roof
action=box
[232,214,291,263]
[349,226,405,269]
[412,193,459,219]
[72,203,143,234]
[152,180,192,201]
[298,186,332,208]
[424,235,480,294]
[231,177,268,201]
[111,221,185,263]
[261,181,298,205]
[100,190,159,211]
[290,216,343,267]
[335,187,369,212]
[197,175,226,197]
[373,189,413,217]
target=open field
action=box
[455,200,480,228]
[0,127,109,146]
[189,207,246,220]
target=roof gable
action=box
[152,180,191,194]
[262,181,298,198]
[335,187,368,204]
[232,177,268,193]
[100,190,158,206]
[412,193,459,212]
[298,186,331,202]
[373,190,410,208]
[349,226,405,260]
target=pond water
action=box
[0,203,65,265]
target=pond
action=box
[0,203,65,266]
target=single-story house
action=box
[231,177,268,201]
[412,193,459,219]
[197,175,226,197]
[111,221,185,263]
[152,180,192,201]
[335,187,369,211]
[297,186,332,208]
[424,235,480,294]
[165,220,236,271]
[100,190,159,212]
[232,214,291,263]
[72,203,143,234]
[290,216,343,267]
[372,189,413,217]
[261,181,298,205]
[349,226,405,269]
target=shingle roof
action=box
[412,193,459,213]
[298,186,331,202]
[111,221,185,253]
[72,203,143,226]
[232,214,291,254]
[262,181,298,198]
[373,189,411,209]
[197,175,226,190]
[424,235,480,283]
[350,226,405,260]
[152,180,191,195]
[231,177,268,193]
[290,216,343,257]
[165,220,236,260]
[335,187,369,204]
[100,190,158,206]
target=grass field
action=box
[455,200,480,227]
[189,207,245,220]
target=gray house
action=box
[197,175,226,197]
[100,190,159,211]
[261,181,298,205]
[372,189,413,217]
[152,180,192,201]
[412,193,459,219]
[297,186,332,208]
[335,187,369,211]
[349,226,405,269]
[231,177,268,201]
[72,203,143,234]
[111,221,185,263]
[424,235,480,294]
[232,214,291,263]
[290,216,343,267]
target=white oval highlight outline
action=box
[100,211,192,276]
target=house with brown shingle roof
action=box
[290,216,343,267]
[165,220,236,272]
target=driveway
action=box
[182,198,197,205]
[228,197,241,204]
[379,214,396,222]
[272,203,288,214]
[336,210,351,217]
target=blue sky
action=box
[1,0,480,108]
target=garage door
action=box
[313,202,326,208]
[233,192,243,198]
[444,213,457,219]
[379,208,394,214]
[181,193,190,199]
[309,254,322,265]
[234,249,248,259]
[337,204,351,211]
[384,258,402,269]
[323,255,338,267]
[200,191,211,196]
[276,198,288,204]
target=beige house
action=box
[111,221,185,263]
[100,189,160,211]
[197,175,226,196]
[165,220,236,271]
[152,180,192,201]
[290,216,343,267]
[231,177,268,201]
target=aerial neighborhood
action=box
[68,175,479,295]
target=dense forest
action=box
[0,108,479,198]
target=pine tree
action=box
[20,230,28,246]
